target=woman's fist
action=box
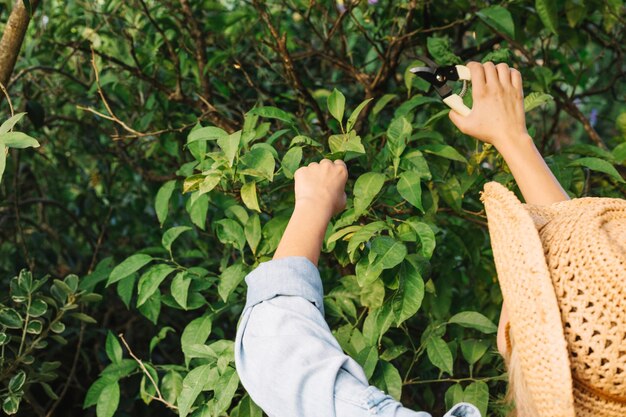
[294,159,348,217]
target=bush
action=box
[1,0,624,416]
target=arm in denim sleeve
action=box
[234,257,432,417]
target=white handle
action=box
[444,94,471,116]
[455,65,471,81]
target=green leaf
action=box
[214,218,246,250]
[198,172,221,196]
[327,88,346,125]
[105,331,123,364]
[240,147,275,181]
[150,326,175,354]
[8,371,26,392]
[96,382,120,417]
[379,361,402,401]
[355,345,378,379]
[70,312,98,324]
[463,381,489,417]
[138,292,161,325]
[218,263,247,302]
[426,36,461,66]
[353,172,386,216]
[0,113,26,135]
[214,367,240,413]
[397,172,423,212]
[445,384,465,410]
[2,395,20,415]
[235,395,263,417]
[524,92,554,112]
[136,264,176,307]
[116,274,136,309]
[187,194,209,230]
[347,221,387,262]
[568,157,624,183]
[419,144,468,163]
[371,94,397,118]
[187,126,227,144]
[346,98,373,132]
[26,319,43,334]
[370,236,407,270]
[162,226,192,253]
[177,364,213,417]
[613,142,626,164]
[0,132,40,149]
[171,272,191,310]
[181,315,213,366]
[405,220,436,258]
[161,371,183,405]
[245,214,261,255]
[27,299,47,317]
[241,182,261,212]
[394,95,440,119]
[328,130,366,157]
[84,376,115,408]
[281,146,302,179]
[155,180,176,227]
[248,106,294,124]
[0,308,23,329]
[0,148,6,184]
[565,0,587,27]
[536,0,559,35]
[449,311,497,334]
[386,117,412,156]
[460,339,490,366]
[218,131,241,167]
[426,337,453,375]
[476,6,515,38]
[392,260,425,326]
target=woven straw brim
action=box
[482,182,575,417]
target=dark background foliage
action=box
[0,0,625,416]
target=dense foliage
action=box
[1,0,625,416]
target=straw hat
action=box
[480,181,626,417]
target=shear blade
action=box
[409,66,433,74]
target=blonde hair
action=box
[503,322,540,417]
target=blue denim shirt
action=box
[234,257,480,417]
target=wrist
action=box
[294,197,334,222]
[494,133,536,162]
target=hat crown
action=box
[529,199,626,402]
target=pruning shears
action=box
[409,56,472,116]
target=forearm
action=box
[496,133,569,205]
[273,201,331,266]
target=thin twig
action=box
[118,333,179,411]
[0,81,15,116]
[44,323,85,417]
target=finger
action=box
[483,62,499,88]
[496,63,512,88]
[448,109,468,133]
[467,61,485,95]
[319,159,333,166]
[333,159,347,172]
[510,68,523,96]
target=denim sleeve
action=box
[234,257,432,417]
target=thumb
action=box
[448,109,468,132]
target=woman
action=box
[234,62,626,416]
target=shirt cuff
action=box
[243,257,325,316]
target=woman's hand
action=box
[294,159,348,219]
[273,159,348,265]
[448,61,529,152]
